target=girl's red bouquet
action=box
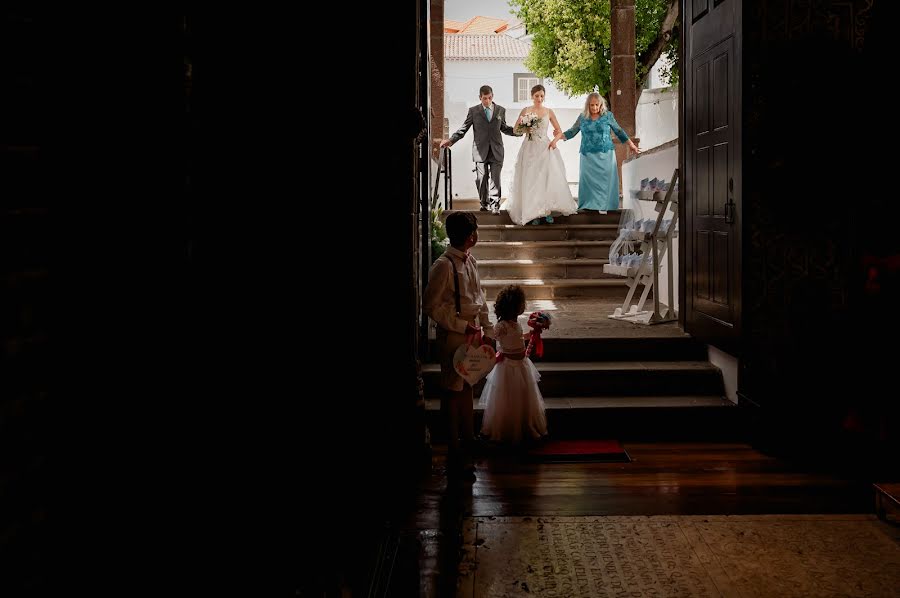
[526,311,552,357]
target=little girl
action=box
[479,285,548,444]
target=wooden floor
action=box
[415,442,872,522]
[409,442,877,597]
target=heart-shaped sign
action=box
[453,342,496,386]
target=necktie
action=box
[485,106,492,121]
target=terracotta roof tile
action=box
[445,34,531,60]
[444,15,510,35]
[444,19,466,33]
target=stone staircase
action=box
[423,335,736,441]
[447,207,629,300]
[427,205,739,441]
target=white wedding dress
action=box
[503,116,578,225]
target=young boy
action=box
[423,211,493,480]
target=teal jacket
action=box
[563,111,630,154]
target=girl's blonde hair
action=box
[582,92,608,118]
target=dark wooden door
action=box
[684,0,742,352]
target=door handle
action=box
[725,178,735,224]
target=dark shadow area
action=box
[741,0,900,480]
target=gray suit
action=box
[449,103,519,210]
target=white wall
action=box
[646,54,673,90]
[444,58,583,200]
[552,108,586,198]
[621,142,679,312]
[636,54,678,150]
[444,59,584,109]
[636,87,678,150]
[708,345,738,404]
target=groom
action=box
[441,85,519,213]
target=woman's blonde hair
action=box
[582,92,608,118]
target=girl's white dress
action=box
[479,320,548,443]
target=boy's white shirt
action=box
[423,246,493,337]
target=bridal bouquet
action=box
[515,112,543,140]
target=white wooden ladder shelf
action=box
[603,168,679,325]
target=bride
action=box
[503,85,578,226]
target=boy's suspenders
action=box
[442,255,462,317]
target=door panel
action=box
[684,0,742,350]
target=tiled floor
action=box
[461,515,900,597]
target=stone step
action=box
[445,198,482,211]
[424,396,740,441]
[477,224,619,242]
[425,335,706,363]
[441,209,621,226]
[422,360,724,398]
[472,240,613,260]
[478,258,611,280]
[874,483,900,522]
[481,277,630,299]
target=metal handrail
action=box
[430,147,452,211]
[444,147,452,210]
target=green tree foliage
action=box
[509,0,680,100]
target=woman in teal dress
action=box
[551,93,640,212]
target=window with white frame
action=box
[514,73,541,102]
